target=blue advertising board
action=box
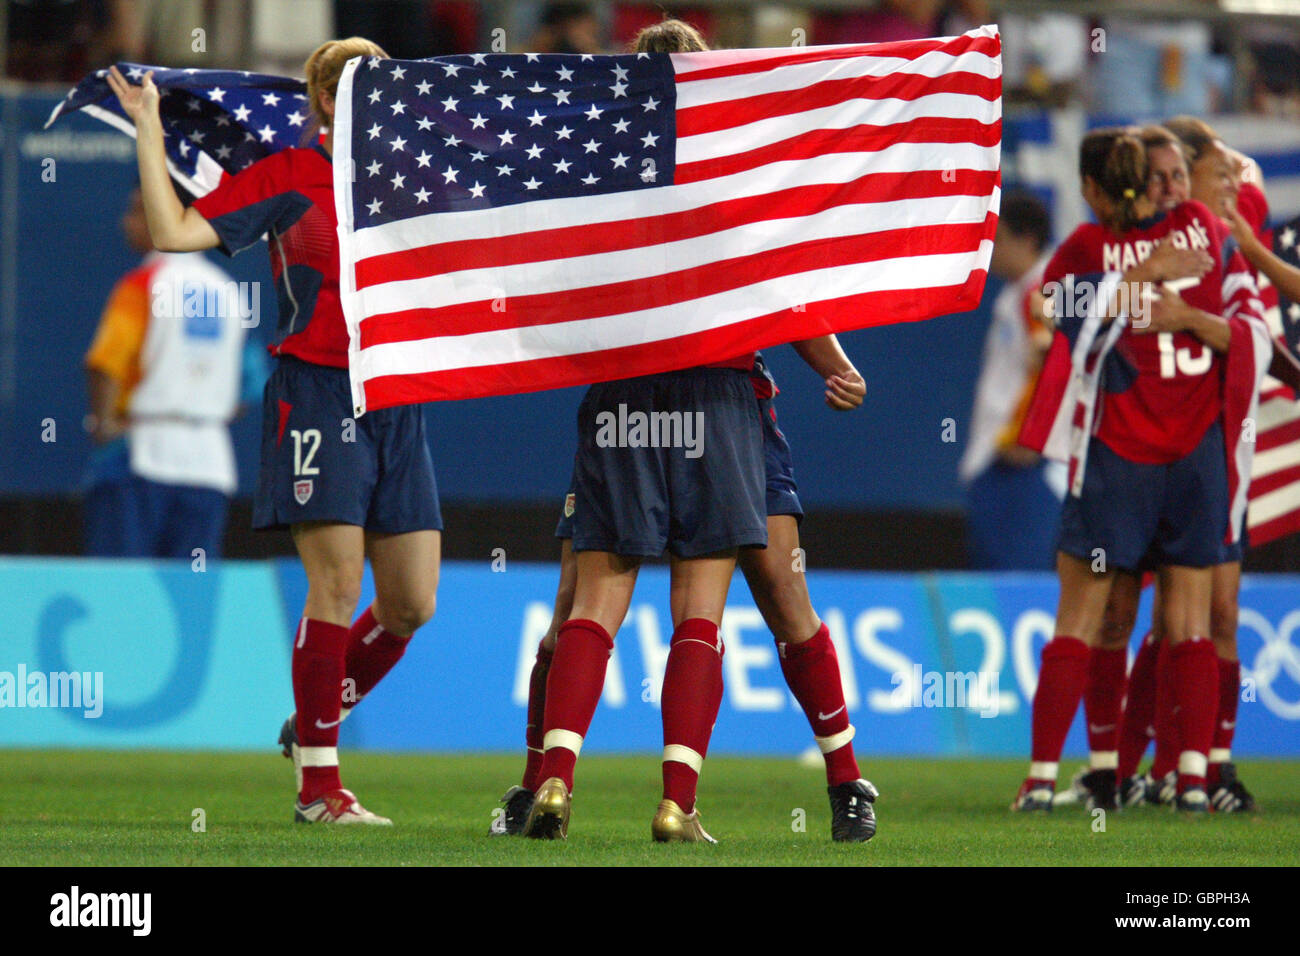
[2,557,1297,758]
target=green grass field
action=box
[3,750,1298,866]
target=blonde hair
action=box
[304,36,389,135]
[632,18,709,54]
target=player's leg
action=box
[1113,572,1163,802]
[1074,567,1138,809]
[288,520,389,823]
[649,549,736,844]
[524,548,640,839]
[739,515,876,840]
[492,536,576,836]
[1015,551,1113,809]
[1207,560,1254,811]
[1156,564,1217,810]
[343,526,440,706]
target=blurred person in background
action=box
[528,1,605,55]
[332,0,463,59]
[1090,12,1232,117]
[4,0,128,81]
[815,1,987,45]
[83,185,248,559]
[960,191,1063,570]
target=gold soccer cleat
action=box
[523,776,571,839]
[651,799,717,844]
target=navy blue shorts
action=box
[1059,420,1228,571]
[554,355,799,538]
[568,367,767,558]
[253,358,442,533]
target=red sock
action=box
[344,606,410,707]
[661,619,725,815]
[779,623,860,786]
[1151,639,1179,779]
[1118,632,1159,779]
[1208,658,1240,788]
[522,642,554,791]
[292,618,350,802]
[1171,638,1218,792]
[535,620,613,792]
[1028,636,1090,783]
[1084,646,1127,760]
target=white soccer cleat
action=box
[294,788,393,825]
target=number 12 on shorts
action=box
[290,428,321,476]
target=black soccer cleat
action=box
[489,785,536,836]
[828,778,878,842]
[1209,763,1256,813]
[1077,768,1118,811]
[278,713,297,758]
[1119,773,1149,808]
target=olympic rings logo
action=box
[1238,608,1300,720]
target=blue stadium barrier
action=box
[3,557,1297,757]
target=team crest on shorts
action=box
[564,493,575,518]
[294,479,314,505]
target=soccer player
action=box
[519,18,875,844]
[1105,121,1278,813]
[494,343,876,842]
[107,38,443,825]
[1013,126,1269,813]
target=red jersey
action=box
[192,144,348,368]
[1043,200,1234,464]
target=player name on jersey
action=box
[1101,215,1213,274]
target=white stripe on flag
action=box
[672,48,1002,108]
[358,192,994,313]
[676,93,1001,164]
[351,144,1000,261]
[356,243,992,380]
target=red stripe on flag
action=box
[1249,461,1300,498]
[1257,416,1300,453]
[358,218,992,347]
[1249,506,1300,547]
[361,278,989,408]
[354,168,998,290]
[677,71,1001,138]
[674,118,1001,184]
[673,33,1001,84]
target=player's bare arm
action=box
[791,334,865,410]
[1131,285,1231,353]
[106,66,219,252]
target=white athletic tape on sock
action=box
[544,728,584,757]
[299,746,339,768]
[1209,748,1231,763]
[1029,761,1058,782]
[361,624,384,645]
[1089,751,1118,770]
[1179,750,1208,778]
[662,744,704,772]
[295,619,308,649]
[815,725,855,754]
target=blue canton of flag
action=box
[346,52,675,222]
[1274,214,1300,358]
[45,62,309,196]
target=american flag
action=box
[45,62,310,197]
[1249,213,1300,546]
[335,27,1003,412]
